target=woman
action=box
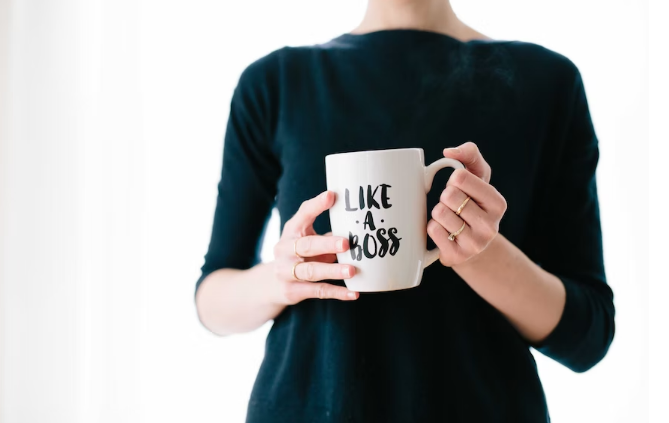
[194,0,615,421]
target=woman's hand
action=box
[428,142,508,267]
[272,190,359,304]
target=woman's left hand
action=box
[428,142,508,267]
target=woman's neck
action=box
[352,0,490,42]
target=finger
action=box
[293,262,355,282]
[439,185,500,252]
[439,185,488,228]
[427,219,464,267]
[447,169,506,215]
[443,142,492,183]
[285,191,336,234]
[294,235,349,258]
[431,202,482,253]
[289,282,359,303]
[274,235,347,260]
[305,254,337,263]
[431,202,467,240]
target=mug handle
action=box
[423,157,466,268]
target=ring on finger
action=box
[292,261,304,281]
[293,238,303,259]
[448,220,467,241]
[456,196,471,216]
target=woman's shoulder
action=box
[234,48,283,89]
[481,39,581,80]
[511,40,577,66]
[234,44,321,89]
[460,39,584,98]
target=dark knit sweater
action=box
[195,29,615,423]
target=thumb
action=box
[443,141,491,183]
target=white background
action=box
[0,0,663,422]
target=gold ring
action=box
[292,261,303,281]
[456,196,471,216]
[294,238,303,259]
[448,220,467,241]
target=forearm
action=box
[452,234,566,344]
[195,264,286,336]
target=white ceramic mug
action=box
[325,148,465,292]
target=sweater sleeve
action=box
[194,53,281,299]
[526,65,615,373]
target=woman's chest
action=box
[273,96,545,242]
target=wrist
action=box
[260,262,283,305]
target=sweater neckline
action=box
[335,29,470,45]
[332,29,506,51]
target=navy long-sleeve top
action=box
[195,29,615,423]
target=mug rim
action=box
[325,147,424,160]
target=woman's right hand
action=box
[272,190,359,304]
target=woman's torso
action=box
[246,30,575,423]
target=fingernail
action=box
[347,291,357,299]
[444,147,461,155]
[337,239,345,252]
[343,266,351,278]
